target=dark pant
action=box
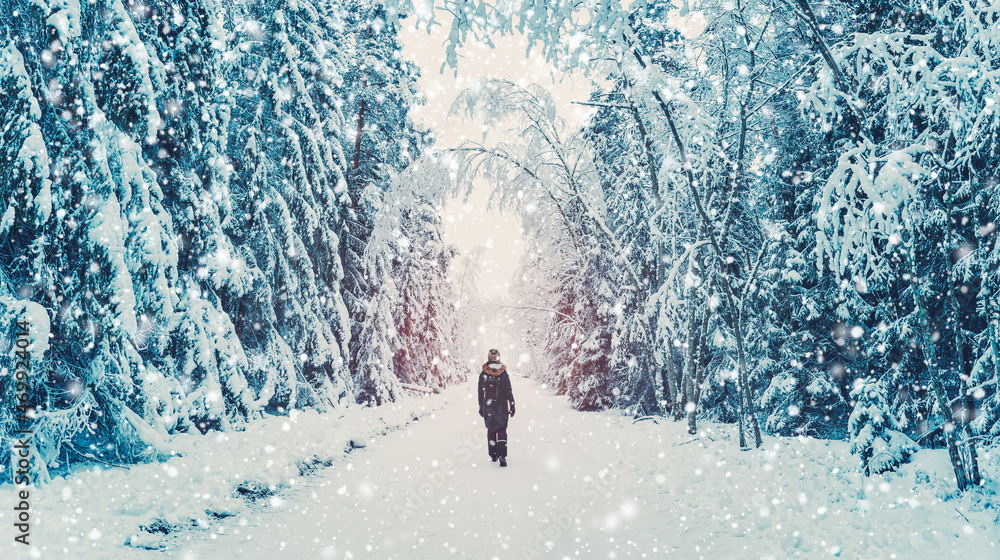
[487,428,508,459]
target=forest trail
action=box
[172,377,998,560]
[178,375,668,559]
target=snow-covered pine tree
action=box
[754,230,846,437]
[509,239,577,396]
[538,262,581,399]
[969,228,1000,444]
[969,184,1000,445]
[0,41,51,240]
[0,0,229,466]
[0,0,460,472]
[0,36,54,477]
[849,377,920,476]
[799,0,999,490]
[124,0,272,435]
[566,245,621,411]
[394,197,465,391]
[350,154,466,402]
[746,1,856,432]
[225,0,355,411]
[433,240,468,382]
[353,197,403,405]
[335,1,431,399]
[450,246,484,370]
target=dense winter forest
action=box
[1,0,999,499]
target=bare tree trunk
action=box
[626,89,675,418]
[661,332,679,417]
[910,255,972,491]
[682,365,695,429]
[352,76,367,171]
[734,368,747,447]
[950,263,982,487]
[655,95,760,448]
[681,303,700,423]
[687,305,713,434]
[735,313,762,447]
[945,193,982,488]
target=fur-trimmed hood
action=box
[482,362,506,376]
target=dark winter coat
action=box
[478,361,515,429]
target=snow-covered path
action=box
[4,376,997,559]
[182,375,654,559]
[175,377,998,560]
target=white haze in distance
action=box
[397,9,704,369]
[399,17,598,300]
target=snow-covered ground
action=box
[3,377,998,559]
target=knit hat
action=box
[488,348,500,362]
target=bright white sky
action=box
[399,18,598,300]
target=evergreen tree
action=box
[337,0,429,395]
[353,202,403,404]
[0,0,238,466]
[226,0,355,411]
[131,0,266,433]
[970,185,1000,444]
[0,0,437,471]
[849,376,920,476]
[394,198,464,390]
[797,0,998,489]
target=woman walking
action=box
[478,349,516,466]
